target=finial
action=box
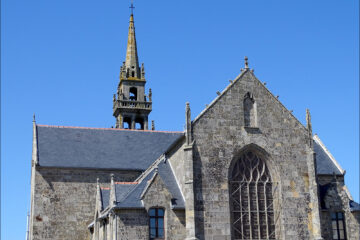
[185,102,192,145]
[306,109,311,127]
[110,173,114,180]
[141,63,145,79]
[306,109,313,148]
[129,0,135,15]
[244,56,249,69]
[96,178,100,186]
[151,120,155,130]
[33,113,36,123]
[149,88,152,102]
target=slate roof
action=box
[99,159,185,211]
[100,188,110,210]
[349,200,360,212]
[36,125,184,171]
[313,135,345,175]
[116,159,185,209]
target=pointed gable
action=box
[193,68,308,137]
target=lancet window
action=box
[229,150,276,240]
[243,92,257,127]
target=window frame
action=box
[149,208,165,240]
[229,150,276,240]
[331,212,347,240]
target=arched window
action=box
[229,150,275,240]
[243,92,257,127]
[149,208,164,240]
[123,117,131,129]
[129,87,137,101]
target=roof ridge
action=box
[115,182,138,185]
[36,124,183,133]
[135,154,165,182]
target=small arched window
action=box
[229,150,275,239]
[129,87,137,101]
[123,117,131,129]
[149,208,164,240]
[243,92,257,127]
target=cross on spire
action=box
[129,0,135,14]
[244,56,249,69]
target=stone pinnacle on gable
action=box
[244,56,249,69]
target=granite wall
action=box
[191,70,317,239]
[30,167,140,240]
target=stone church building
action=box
[29,10,359,240]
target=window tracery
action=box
[229,150,276,240]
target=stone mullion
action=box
[247,182,253,239]
[239,182,244,240]
[264,181,269,239]
[255,181,261,239]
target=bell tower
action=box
[113,10,152,130]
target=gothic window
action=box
[149,208,164,240]
[331,212,346,240]
[243,92,257,127]
[129,87,137,101]
[229,150,275,240]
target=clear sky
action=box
[1,0,359,239]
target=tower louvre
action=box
[113,13,152,130]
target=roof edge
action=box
[192,69,308,135]
[193,69,248,124]
[36,165,144,172]
[37,124,183,134]
[313,134,345,175]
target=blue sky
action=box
[1,0,359,239]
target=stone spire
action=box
[113,8,152,130]
[125,13,140,79]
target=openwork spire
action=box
[125,13,140,78]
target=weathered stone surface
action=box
[31,167,140,240]
[318,175,360,240]
[142,174,186,240]
[191,70,315,239]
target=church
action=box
[28,8,359,240]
